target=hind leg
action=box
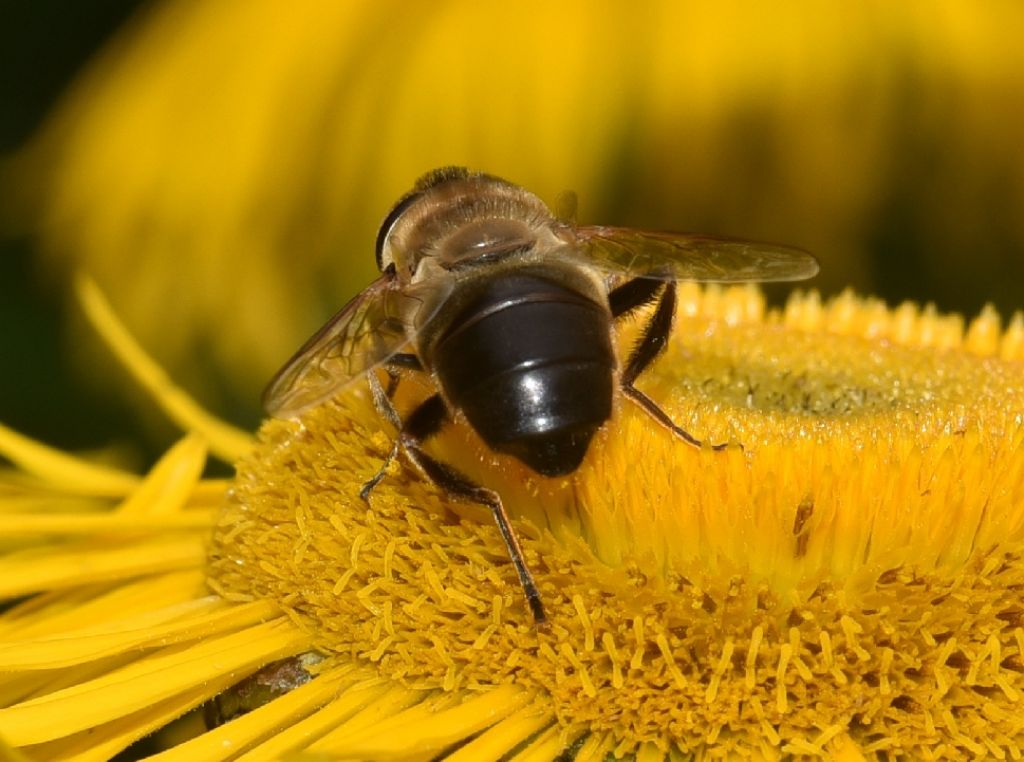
[361,380,546,623]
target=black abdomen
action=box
[432,271,614,477]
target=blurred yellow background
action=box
[3,0,1024,447]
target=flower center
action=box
[208,288,1024,751]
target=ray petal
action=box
[0,599,279,669]
[0,422,138,497]
[233,680,402,761]
[0,537,207,598]
[74,273,253,462]
[0,618,310,745]
[0,571,206,639]
[147,665,357,762]
[315,684,534,757]
[442,701,554,762]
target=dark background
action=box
[1,1,149,451]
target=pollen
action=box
[208,285,1024,757]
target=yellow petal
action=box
[0,599,278,670]
[443,701,555,762]
[0,422,138,497]
[74,273,253,462]
[0,536,206,598]
[0,618,310,745]
[305,685,435,754]
[0,571,206,640]
[116,434,206,516]
[511,724,573,762]
[146,665,357,762]
[318,684,534,757]
[571,732,616,762]
[0,509,214,537]
[24,672,240,762]
[232,681,401,761]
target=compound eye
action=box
[374,190,423,271]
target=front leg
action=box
[360,354,425,499]
[614,278,729,451]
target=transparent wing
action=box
[263,273,434,418]
[562,225,819,283]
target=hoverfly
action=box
[264,167,818,622]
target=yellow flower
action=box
[2,277,1024,758]
[11,1,1024,408]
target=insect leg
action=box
[609,276,662,318]
[360,353,427,499]
[398,395,547,623]
[387,351,424,371]
[359,388,546,622]
[382,353,423,398]
[618,280,729,451]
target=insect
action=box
[264,167,818,623]
[204,654,321,729]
